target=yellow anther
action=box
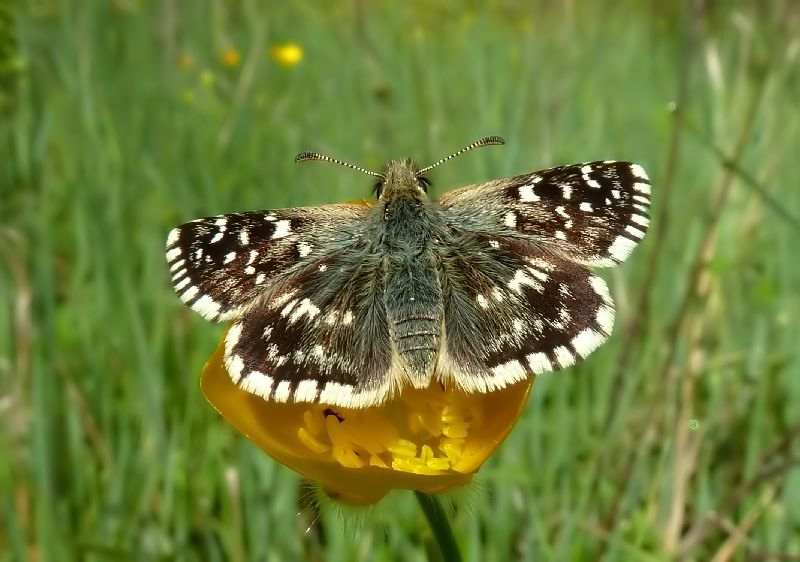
[441,404,467,424]
[443,421,470,439]
[369,455,389,468]
[440,438,465,465]
[333,446,364,469]
[303,408,325,435]
[298,427,330,454]
[388,438,418,458]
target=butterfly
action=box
[166,137,651,408]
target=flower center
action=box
[297,384,479,475]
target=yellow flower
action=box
[201,328,534,505]
[179,89,195,105]
[270,43,303,68]
[221,48,240,68]
[178,52,195,70]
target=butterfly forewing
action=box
[166,205,368,321]
[439,161,651,267]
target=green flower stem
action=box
[414,491,462,562]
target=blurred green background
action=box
[2,0,799,560]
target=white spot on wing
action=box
[166,247,182,261]
[625,225,646,239]
[294,379,319,402]
[239,229,250,245]
[225,323,242,357]
[561,185,572,199]
[490,360,527,382]
[256,273,266,284]
[281,299,298,317]
[224,252,236,264]
[174,277,190,291]
[167,229,180,247]
[589,276,611,302]
[194,294,222,319]
[504,212,517,228]
[596,304,615,335]
[508,269,544,294]
[273,381,292,402]
[343,310,354,325]
[210,232,224,244]
[298,242,312,257]
[526,352,552,374]
[519,185,540,202]
[631,214,649,227]
[607,235,638,262]
[319,381,355,406]
[180,286,199,303]
[572,328,606,358]
[579,202,593,213]
[226,355,245,383]
[630,164,649,180]
[554,346,574,368]
[272,220,291,239]
[289,298,320,324]
[477,294,489,308]
[244,265,256,275]
[240,371,273,399]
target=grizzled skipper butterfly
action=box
[166,137,650,408]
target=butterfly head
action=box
[374,159,430,200]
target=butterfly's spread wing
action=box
[223,244,396,409]
[435,233,614,391]
[439,161,651,267]
[166,205,368,321]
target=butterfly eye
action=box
[416,176,431,192]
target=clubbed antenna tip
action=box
[294,150,383,178]
[418,136,505,175]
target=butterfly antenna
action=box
[295,151,384,179]
[417,136,505,175]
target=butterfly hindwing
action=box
[434,232,614,392]
[439,161,651,267]
[166,204,368,321]
[223,243,397,408]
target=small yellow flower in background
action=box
[201,328,533,505]
[221,48,240,68]
[179,90,195,105]
[200,69,215,88]
[178,52,195,70]
[270,43,303,68]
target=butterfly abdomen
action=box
[380,197,445,388]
